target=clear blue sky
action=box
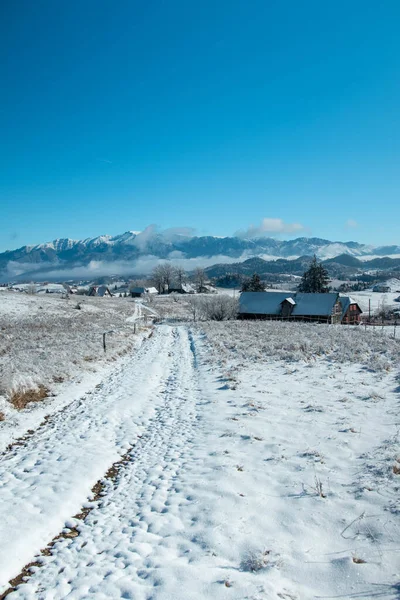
[1,0,399,251]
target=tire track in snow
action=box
[5,326,202,599]
[0,326,191,594]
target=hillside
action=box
[205,254,400,280]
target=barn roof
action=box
[239,291,340,317]
[131,287,146,294]
[97,285,111,297]
[239,292,290,315]
[291,293,339,317]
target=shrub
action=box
[9,385,49,410]
[189,295,238,321]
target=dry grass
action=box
[0,412,5,422]
[9,385,49,410]
[0,294,144,408]
[352,556,367,564]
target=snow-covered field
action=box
[349,290,400,314]
[0,301,399,599]
[0,292,151,433]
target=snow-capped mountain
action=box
[0,230,398,281]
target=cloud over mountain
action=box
[0,225,397,282]
[236,218,306,239]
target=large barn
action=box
[239,292,362,324]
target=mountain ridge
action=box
[1,230,399,281]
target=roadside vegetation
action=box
[0,293,148,416]
[199,320,400,370]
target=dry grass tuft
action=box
[0,412,5,422]
[352,556,367,564]
[9,385,49,410]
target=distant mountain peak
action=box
[0,230,398,282]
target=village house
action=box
[146,287,159,295]
[130,286,146,297]
[197,283,217,294]
[239,292,362,324]
[88,285,112,297]
[339,295,363,324]
[168,283,196,294]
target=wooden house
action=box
[130,287,146,297]
[339,296,363,325]
[239,292,360,324]
[88,285,112,297]
[168,283,195,294]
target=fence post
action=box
[103,332,106,353]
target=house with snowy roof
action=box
[168,282,196,294]
[239,292,362,324]
[88,285,112,297]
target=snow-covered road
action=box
[0,326,201,596]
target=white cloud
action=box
[3,254,247,282]
[130,225,196,251]
[236,218,306,239]
[345,219,358,229]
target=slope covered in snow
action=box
[0,320,399,599]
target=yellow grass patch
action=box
[9,386,49,410]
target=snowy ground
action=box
[0,292,151,432]
[349,290,400,314]
[0,317,399,599]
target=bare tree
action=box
[152,265,165,294]
[194,267,206,292]
[26,283,37,295]
[187,296,202,321]
[175,266,186,286]
[152,263,177,294]
[192,295,238,321]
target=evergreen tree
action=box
[241,273,265,292]
[298,255,330,293]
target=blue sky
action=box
[1,0,399,252]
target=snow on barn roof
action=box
[284,297,296,305]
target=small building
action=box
[168,283,196,294]
[88,285,112,297]
[198,284,217,294]
[339,296,363,325]
[373,284,391,293]
[146,287,159,295]
[239,291,355,324]
[130,286,146,297]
